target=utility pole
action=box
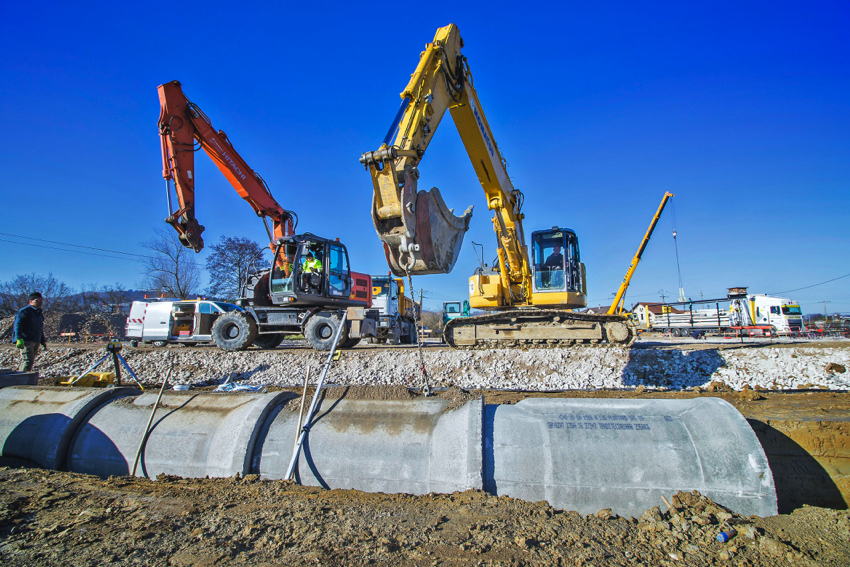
[823,301,831,325]
[659,289,667,303]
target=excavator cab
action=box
[267,234,362,308]
[531,228,581,294]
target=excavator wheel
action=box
[304,314,349,351]
[212,312,259,351]
[253,333,284,350]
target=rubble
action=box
[2,341,848,392]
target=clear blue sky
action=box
[1,1,848,314]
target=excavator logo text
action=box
[210,139,247,181]
[472,104,495,157]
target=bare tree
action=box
[78,283,103,314]
[205,236,267,300]
[420,310,444,338]
[101,283,131,313]
[141,229,201,299]
[0,273,76,314]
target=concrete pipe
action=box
[0,386,135,470]
[254,398,483,495]
[485,397,777,518]
[68,391,292,479]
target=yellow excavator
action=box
[361,24,635,348]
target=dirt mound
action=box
[0,312,127,343]
[0,469,847,566]
[42,312,126,339]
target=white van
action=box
[125,300,245,347]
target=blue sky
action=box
[1,1,848,314]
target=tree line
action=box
[0,231,266,316]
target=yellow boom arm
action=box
[360,24,529,299]
[607,192,674,315]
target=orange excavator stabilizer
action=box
[157,81,294,252]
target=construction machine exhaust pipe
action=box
[374,185,473,276]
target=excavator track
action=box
[443,310,637,349]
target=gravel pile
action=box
[2,341,848,391]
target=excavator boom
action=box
[158,81,294,252]
[362,24,527,281]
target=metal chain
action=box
[404,268,431,396]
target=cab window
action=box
[327,244,350,297]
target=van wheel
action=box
[212,312,258,351]
[304,314,348,351]
[129,340,139,348]
[151,340,167,348]
[253,333,284,349]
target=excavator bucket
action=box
[376,187,473,277]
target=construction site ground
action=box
[1,336,848,565]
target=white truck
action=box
[636,289,804,337]
[368,276,418,345]
[125,299,251,347]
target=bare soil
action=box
[1,468,849,567]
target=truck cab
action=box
[442,300,470,327]
[369,275,418,344]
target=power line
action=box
[769,272,850,295]
[0,232,149,258]
[0,238,145,263]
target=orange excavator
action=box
[157,81,377,351]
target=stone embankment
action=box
[2,340,848,391]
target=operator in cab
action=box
[543,245,563,269]
[302,251,322,274]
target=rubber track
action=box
[443,310,637,349]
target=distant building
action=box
[584,305,613,315]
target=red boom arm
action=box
[157,80,294,252]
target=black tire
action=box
[129,340,139,348]
[253,333,284,349]
[304,314,348,351]
[340,337,361,349]
[212,312,258,351]
[151,340,167,348]
[182,342,198,347]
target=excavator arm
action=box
[361,24,529,298]
[157,81,295,252]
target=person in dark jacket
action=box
[14,292,48,372]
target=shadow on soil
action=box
[622,347,727,389]
[747,418,847,513]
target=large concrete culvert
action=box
[485,398,777,518]
[253,397,484,494]
[67,390,292,479]
[0,386,777,517]
[0,386,135,470]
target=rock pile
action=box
[2,341,848,391]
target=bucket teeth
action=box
[376,187,473,276]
